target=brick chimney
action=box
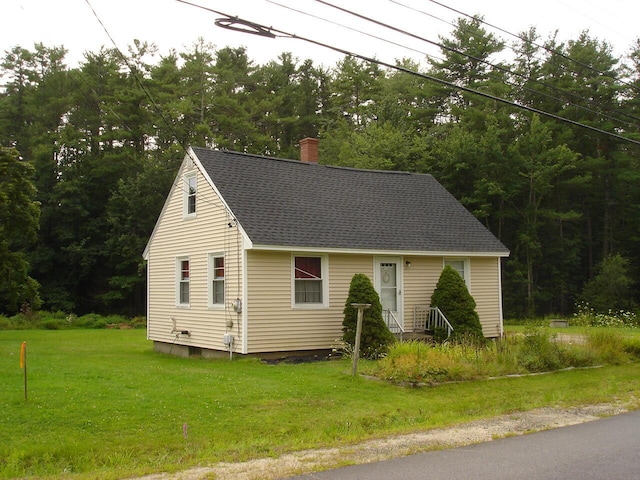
[299,138,319,164]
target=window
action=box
[184,173,197,217]
[444,258,469,286]
[177,257,190,305]
[209,254,225,307]
[294,256,325,305]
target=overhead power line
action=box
[174,0,640,146]
[84,0,238,216]
[383,0,640,127]
[265,0,447,64]
[418,0,640,94]
[313,0,640,130]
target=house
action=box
[143,139,509,358]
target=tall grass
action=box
[375,327,640,385]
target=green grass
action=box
[505,325,640,338]
[2,330,640,479]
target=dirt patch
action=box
[131,401,634,480]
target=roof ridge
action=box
[191,146,308,166]
[191,145,431,177]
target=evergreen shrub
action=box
[342,273,395,359]
[430,266,484,342]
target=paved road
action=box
[287,410,640,479]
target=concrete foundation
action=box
[152,341,332,361]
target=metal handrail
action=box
[413,305,454,339]
[413,305,429,331]
[383,309,404,340]
[429,306,454,338]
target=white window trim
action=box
[176,256,191,308]
[208,252,225,309]
[183,172,197,219]
[443,257,471,288]
[291,253,329,309]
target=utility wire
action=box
[84,0,238,217]
[418,0,640,94]
[385,0,640,127]
[266,0,447,64]
[314,0,639,129]
[271,0,637,129]
[183,1,640,146]
[84,0,183,151]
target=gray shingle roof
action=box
[192,147,508,254]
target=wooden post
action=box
[20,342,27,401]
[350,303,371,376]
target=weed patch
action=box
[374,327,640,385]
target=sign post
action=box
[20,342,27,401]
[350,303,371,376]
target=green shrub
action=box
[0,314,13,330]
[74,314,97,328]
[580,254,635,313]
[75,313,116,328]
[432,326,448,343]
[573,302,638,328]
[130,316,147,329]
[40,319,68,330]
[430,266,484,342]
[516,329,563,372]
[623,338,640,359]
[0,311,143,330]
[342,273,395,359]
[586,329,629,364]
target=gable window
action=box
[177,257,190,306]
[293,255,326,306]
[444,258,469,286]
[209,254,225,307]
[184,173,197,217]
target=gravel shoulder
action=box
[133,401,634,480]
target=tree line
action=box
[1,17,639,318]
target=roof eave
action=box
[249,244,510,257]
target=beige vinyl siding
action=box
[245,251,373,353]
[147,161,243,352]
[402,256,442,332]
[244,253,504,352]
[469,257,503,337]
[401,256,503,336]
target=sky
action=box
[2,0,639,70]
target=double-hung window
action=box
[184,173,197,217]
[177,257,190,306]
[444,258,469,286]
[209,254,225,307]
[293,255,326,306]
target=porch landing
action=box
[401,332,434,342]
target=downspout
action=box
[498,257,505,338]
[241,244,249,354]
[145,252,150,341]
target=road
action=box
[286,410,640,479]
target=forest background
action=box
[1,16,639,319]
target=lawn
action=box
[2,329,640,479]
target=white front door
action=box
[374,257,403,327]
